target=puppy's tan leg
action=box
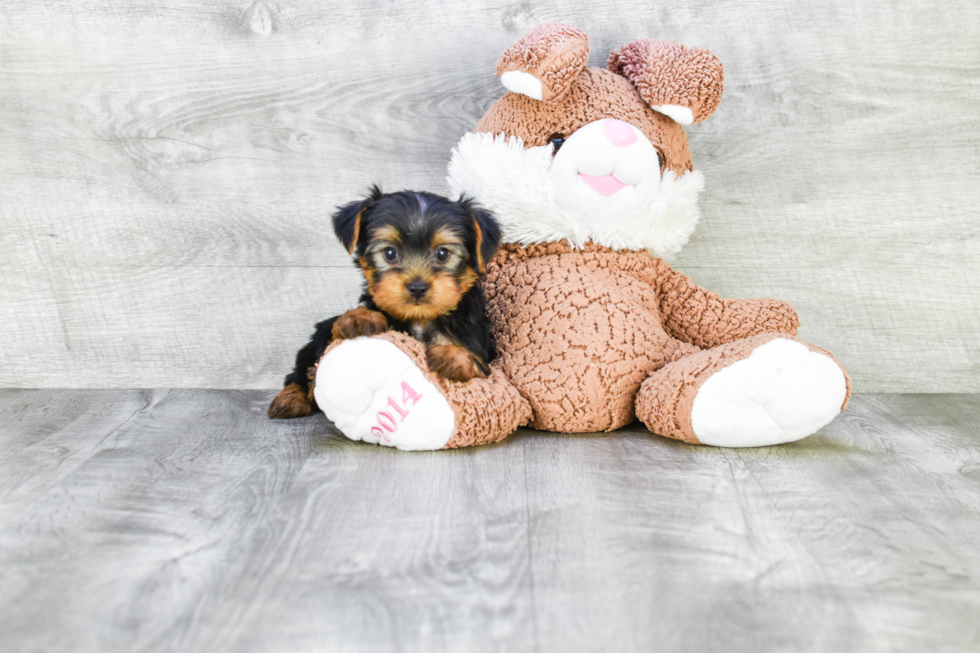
[268,382,314,419]
[426,344,487,383]
[331,307,389,340]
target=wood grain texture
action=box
[1,0,978,389]
[1,389,979,652]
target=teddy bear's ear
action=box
[607,39,724,125]
[495,23,590,103]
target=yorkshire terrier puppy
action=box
[268,186,502,419]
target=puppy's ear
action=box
[332,185,384,255]
[460,197,501,273]
[608,39,724,125]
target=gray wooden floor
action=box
[1,390,979,652]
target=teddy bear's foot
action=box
[313,337,455,451]
[313,332,532,451]
[690,337,848,446]
[637,333,850,447]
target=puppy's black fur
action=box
[268,186,501,419]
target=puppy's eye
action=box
[382,247,398,262]
[547,133,566,155]
[435,247,450,262]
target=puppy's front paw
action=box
[331,307,388,340]
[427,345,487,383]
[268,382,314,419]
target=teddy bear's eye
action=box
[547,133,566,154]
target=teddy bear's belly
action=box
[487,257,675,432]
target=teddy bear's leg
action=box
[636,333,850,447]
[312,331,532,451]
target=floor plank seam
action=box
[94,390,155,451]
[522,437,541,653]
[732,447,860,622]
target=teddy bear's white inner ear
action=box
[500,70,543,101]
[651,104,694,126]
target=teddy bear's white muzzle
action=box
[548,119,662,228]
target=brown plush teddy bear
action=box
[311,24,850,451]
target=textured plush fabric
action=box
[635,333,852,443]
[607,39,724,124]
[442,360,533,449]
[483,241,806,432]
[476,67,694,175]
[495,23,590,103]
[649,260,801,348]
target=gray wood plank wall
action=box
[1,1,978,391]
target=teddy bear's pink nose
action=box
[601,120,637,146]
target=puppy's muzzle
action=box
[407,279,430,299]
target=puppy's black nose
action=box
[407,279,429,298]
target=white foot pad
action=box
[690,338,847,447]
[313,338,455,451]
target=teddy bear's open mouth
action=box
[578,172,628,196]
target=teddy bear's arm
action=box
[653,261,800,349]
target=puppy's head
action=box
[333,186,501,322]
